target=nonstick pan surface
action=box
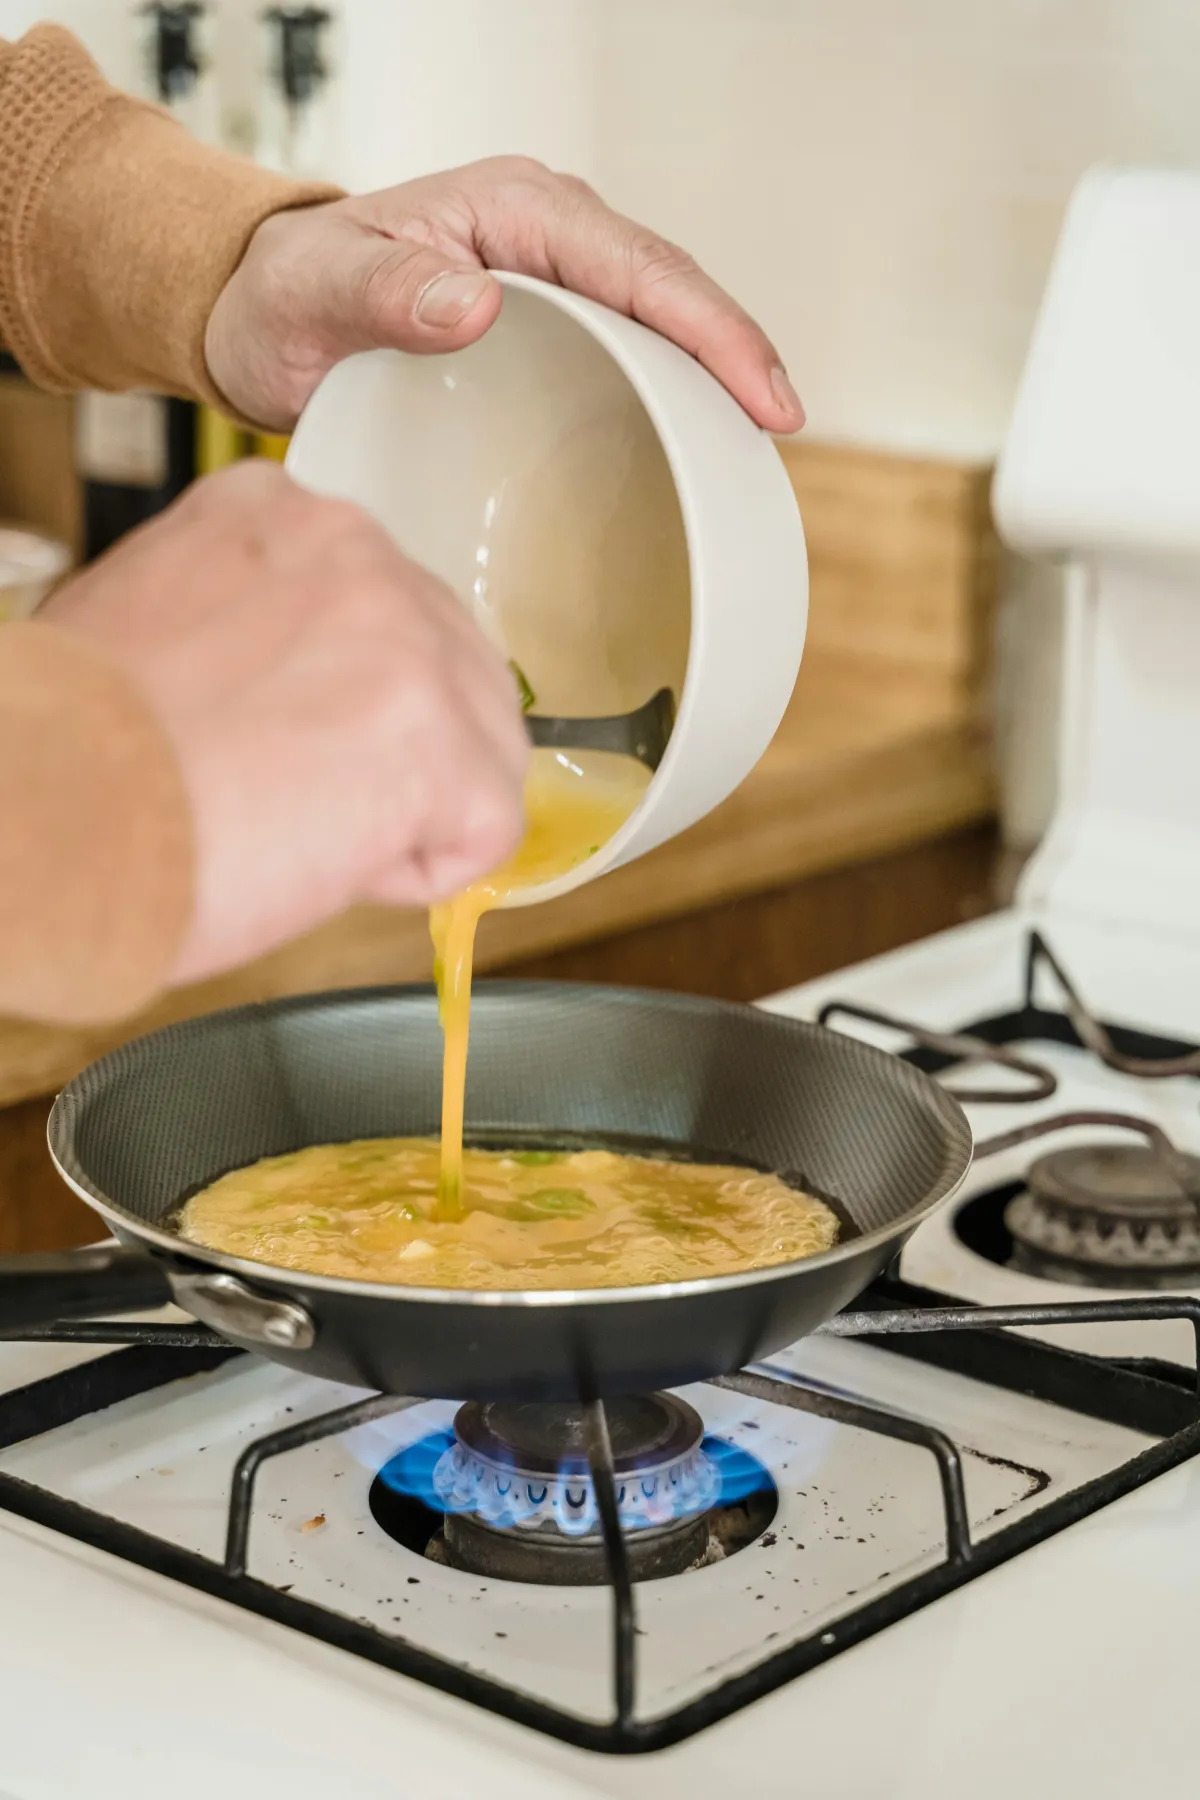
[25,984,972,1400]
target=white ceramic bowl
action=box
[287,272,807,905]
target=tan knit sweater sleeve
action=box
[0,25,341,1024]
[0,623,193,1024]
[0,23,340,401]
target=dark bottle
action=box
[79,5,213,561]
[258,7,335,180]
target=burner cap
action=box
[434,1394,718,1584]
[1005,1143,1200,1286]
[454,1393,703,1478]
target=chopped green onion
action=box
[503,1187,594,1221]
[510,660,536,713]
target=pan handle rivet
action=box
[170,1270,316,1352]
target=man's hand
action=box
[41,462,528,986]
[204,157,804,434]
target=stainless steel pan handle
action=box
[0,1245,172,1332]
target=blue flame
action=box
[378,1430,770,1531]
[382,1428,456,1506]
[701,1433,773,1506]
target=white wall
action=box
[587,0,1200,462]
[334,1,595,194]
[579,0,1200,850]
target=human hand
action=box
[41,462,528,986]
[205,157,804,435]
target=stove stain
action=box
[965,1444,1050,1502]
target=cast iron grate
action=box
[0,1284,1199,1754]
[818,929,1200,1090]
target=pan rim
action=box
[47,981,975,1312]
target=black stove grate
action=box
[0,1284,1199,1754]
[828,928,1200,1088]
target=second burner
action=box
[1006,1143,1200,1288]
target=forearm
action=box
[0,24,340,408]
[0,623,192,1023]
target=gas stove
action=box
[2,915,1200,1798]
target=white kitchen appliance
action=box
[993,166,1200,941]
[1,167,1199,1800]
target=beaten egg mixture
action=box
[428,746,649,1216]
[179,744,840,1290]
[179,1139,840,1291]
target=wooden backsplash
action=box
[779,439,997,697]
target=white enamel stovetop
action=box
[2,907,1200,1800]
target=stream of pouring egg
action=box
[429,748,651,1219]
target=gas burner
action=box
[1005,1143,1200,1289]
[947,1112,1200,1290]
[434,1394,717,1583]
[368,1394,777,1585]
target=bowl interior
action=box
[288,284,692,733]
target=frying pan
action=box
[2,985,972,1401]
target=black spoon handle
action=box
[525,687,675,772]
